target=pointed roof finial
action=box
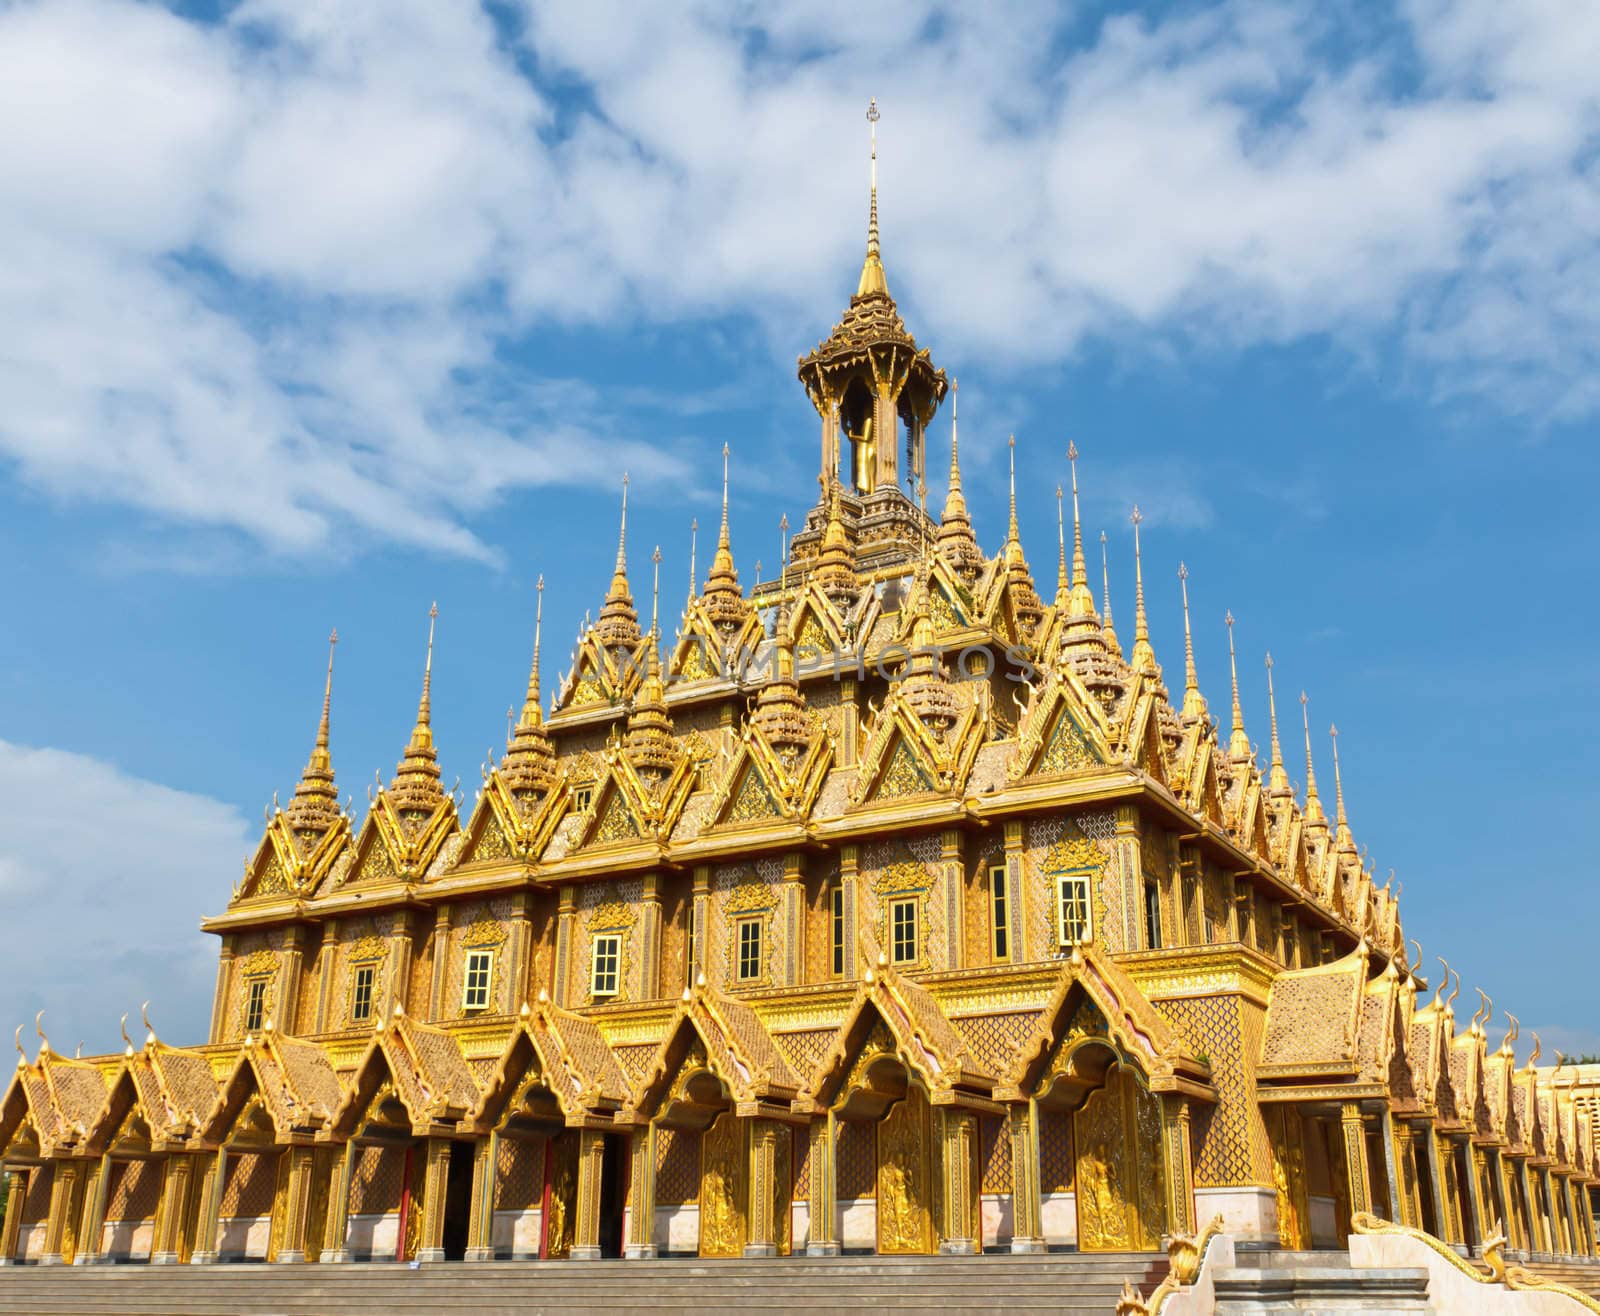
[688,519,698,603]
[503,586,555,795]
[596,474,640,646]
[650,545,662,639]
[1225,612,1249,760]
[1055,484,1069,605]
[1330,722,1354,849]
[1264,651,1290,795]
[937,379,982,580]
[702,443,749,630]
[285,629,341,831]
[1300,691,1325,825]
[1130,505,1158,675]
[779,512,790,592]
[1067,442,1089,598]
[389,604,445,810]
[1099,531,1122,659]
[857,98,888,299]
[1178,563,1206,722]
[1007,434,1020,546]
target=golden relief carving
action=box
[471,813,512,863]
[586,899,637,932]
[679,638,714,682]
[238,949,278,978]
[349,935,389,964]
[877,1083,933,1254]
[1074,1063,1164,1252]
[729,766,780,823]
[877,739,933,799]
[725,879,777,914]
[463,917,507,948]
[594,791,641,844]
[1039,708,1098,774]
[402,1153,425,1262]
[545,1132,578,1259]
[699,1109,746,1258]
[1266,1105,1310,1248]
[569,675,607,707]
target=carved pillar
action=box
[936,1109,978,1255]
[1233,879,1254,951]
[840,846,860,976]
[1161,1095,1197,1239]
[428,905,453,1019]
[279,926,309,1034]
[320,1142,356,1264]
[1435,1134,1462,1245]
[0,1169,26,1264]
[1380,1110,1409,1227]
[571,1128,607,1261]
[1557,1174,1576,1255]
[151,1154,195,1264]
[274,1144,317,1264]
[209,936,236,1044]
[314,922,340,1033]
[1114,806,1143,951]
[39,1160,82,1265]
[1177,843,1202,947]
[71,1155,110,1265]
[689,866,710,989]
[506,893,534,1010]
[383,911,415,1021]
[745,1119,778,1258]
[1491,1152,1519,1251]
[414,1137,453,1263]
[191,1148,227,1264]
[780,854,805,986]
[1007,1100,1045,1253]
[937,830,964,970]
[1582,1183,1598,1257]
[1516,1158,1540,1254]
[624,1124,656,1259]
[1340,1104,1372,1221]
[1422,1127,1451,1246]
[465,1132,499,1263]
[839,675,859,768]
[553,887,578,1008]
[1002,822,1027,963]
[639,875,664,1000]
[1458,1144,1487,1250]
[806,1114,839,1256]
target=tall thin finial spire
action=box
[1055,484,1069,604]
[286,629,340,830]
[1067,442,1087,591]
[1178,563,1205,721]
[1264,651,1290,795]
[1299,691,1325,824]
[688,519,698,601]
[779,513,790,591]
[421,601,437,725]
[1330,723,1353,847]
[1225,612,1249,759]
[1007,435,1019,545]
[389,602,444,810]
[596,472,640,645]
[317,629,337,753]
[857,98,888,298]
[1130,505,1157,675]
[936,379,981,580]
[1100,531,1122,658]
[616,473,629,574]
[529,576,544,708]
[719,442,731,550]
[503,576,556,794]
[650,546,661,639]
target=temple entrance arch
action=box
[0,1111,48,1265]
[830,1039,936,1255]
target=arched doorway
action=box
[832,1045,936,1255]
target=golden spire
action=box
[857,98,888,299]
[1225,612,1249,760]
[936,379,983,580]
[285,630,342,831]
[1067,441,1092,612]
[596,474,640,646]
[1054,484,1069,606]
[625,546,677,781]
[702,443,749,630]
[1178,563,1206,722]
[688,518,698,602]
[1129,505,1159,676]
[502,575,557,796]
[1264,651,1290,796]
[814,478,859,601]
[1330,722,1355,850]
[1099,531,1122,659]
[1007,434,1020,550]
[1300,690,1326,825]
[389,604,445,811]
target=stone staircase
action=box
[1213,1247,1431,1312]
[1518,1256,1600,1299]
[0,1252,1169,1316]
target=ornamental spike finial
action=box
[1264,652,1290,794]
[857,98,888,298]
[1300,691,1325,824]
[651,546,662,641]
[1007,434,1019,545]
[317,629,336,755]
[421,602,437,724]
[1330,722,1354,847]
[1178,562,1205,721]
[616,472,629,575]
[688,518,698,602]
[1225,612,1248,759]
[1100,531,1122,658]
[1068,441,1088,595]
[1130,505,1158,675]
[1055,484,1068,605]
[285,628,341,830]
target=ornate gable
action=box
[330,1009,480,1137]
[232,810,351,906]
[470,997,630,1131]
[635,982,801,1120]
[557,632,648,714]
[459,766,569,869]
[1009,669,1112,783]
[573,744,695,852]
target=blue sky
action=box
[1,0,1597,1058]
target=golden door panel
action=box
[699,1110,746,1259]
[1265,1105,1310,1250]
[774,1123,793,1258]
[545,1131,579,1260]
[876,1084,934,1255]
[1073,1063,1164,1252]
[266,1152,290,1264]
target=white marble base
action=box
[1194,1185,1278,1243]
[840,1198,875,1251]
[1041,1191,1078,1247]
[343,1212,398,1260]
[981,1193,1013,1249]
[217,1215,270,1260]
[1309,1193,1339,1247]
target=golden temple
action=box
[2,103,1597,1291]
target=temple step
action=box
[0,1252,1170,1315]
[1214,1247,1431,1312]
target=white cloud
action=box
[0,740,252,1056]
[0,0,1597,561]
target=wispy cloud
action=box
[1,0,1597,563]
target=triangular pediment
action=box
[851,694,983,808]
[1009,673,1111,783]
[669,602,762,685]
[330,1013,479,1138]
[703,721,832,831]
[558,633,647,713]
[233,809,351,908]
[635,985,801,1120]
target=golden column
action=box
[274,1144,318,1264]
[745,1119,779,1258]
[839,846,860,975]
[1008,1100,1045,1254]
[935,1108,979,1254]
[151,1153,196,1265]
[690,867,711,987]
[624,1124,656,1259]
[1421,1125,1451,1244]
[415,1138,453,1263]
[72,1155,110,1266]
[190,1148,227,1265]
[1494,1153,1522,1252]
[319,1141,358,1264]
[279,926,308,1033]
[639,875,664,1000]
[939,830,964,971]
[1339,1104,1372,1220]
[571,1128,607,1261]
[0,1169,26,1264]
[505,892,534,1009]
[805,1114,839,1256]
[553,886,578,1008]
[1388,1118,1418,1228]
[427,906,453,1018]
[1518,1158,1543,1254]
[313,922,339,1033]
[1002,822,1027,962]
[39,1159,84,1266]
[464,1131,500,1263]
[780,854,804,986]
[209,935,236,1043]
[1161,1095,1197,1239]
[382,910,415,1021]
